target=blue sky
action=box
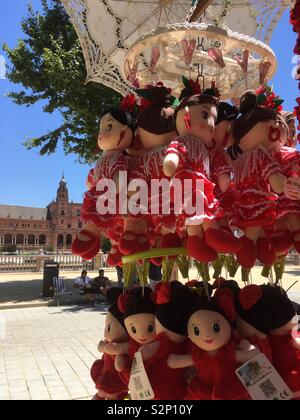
[0,2,298,208]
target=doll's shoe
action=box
[106,246,123,267]
[187,236,218,263]
[236,236,256,269]
[270,230,293,254]
[205,228,241,253]
[161,232,182,249]
[293,229,300,254]
[118,231,138,255]
[80,239,101,260]
[256,237,277,266]
[72,230,99,256]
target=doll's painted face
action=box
[176,104,217,144]
[98,113,133,151]
[188,310,231,351]
[239,120,285,152]
[124,313,156,344]
[138,127,176,150]
[104,312,128,343]
[126,129,150,157]
[286,119,296,148]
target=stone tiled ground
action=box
[0,306,107,400]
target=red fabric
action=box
[165,135,218,224]
[90,354,128,397]
[248,336,273,362]
[231,147,282,229]
[185,338,250,400]
[81,151,128,240]
[272,147,300,219]
[269,334,300,396]
[145,333,188,400]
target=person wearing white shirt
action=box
[74,270,91,289]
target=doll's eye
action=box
[194,326,200,336]
[213,322,221,333]
[106,123,113,131]
[107,324,111,333]
[202,111,209,120]
[131,326,137,334]
[148,325,154,333]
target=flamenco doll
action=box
[235,284,274,361]
[163,88,240,263]
[72,101,136,266]
[269,287,300,398]
[281,111,297,149]
[167,295,257,400]
[138,281,196,400]
[90,288,128,400]
[230,90,300,269]
[119,84,180,256]
[98,287,156,386]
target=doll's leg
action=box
[72,222,101,259]
[203,220,241,253]
[256,229,277,267]
[186,224,218,263]
[286,214,300,253]
[270,217,293,255]
[119,217,150,255]
[235,227,259,269]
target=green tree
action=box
[3,0,120,162]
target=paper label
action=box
[128,351,154,400]
[236,353,293,400]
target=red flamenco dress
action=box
[144,333,188,400]
[128,146,178,246]
[81,150,129,243]
[185,339,250,400]
[269,334,300,398]
[90,353,128,400]
[231,146,282,230]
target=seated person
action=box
[74,270,92,293]
[91,269,112,296]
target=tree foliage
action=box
[3,0,121,162]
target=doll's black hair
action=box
[101,108,136,134]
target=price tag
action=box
[236,353,293,400]
[128,351,154,400]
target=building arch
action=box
[16,234,24,245]
[66,234,72,246]
[4,234,13,245]
[57,234,64,247]
[39,234,47,245]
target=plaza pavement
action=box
[0,305,106,400]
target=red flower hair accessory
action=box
[216,288,236,322]
[155,282,171,304]
[118,293,132,314]
[239,285,263,310]
[120,94,137,114]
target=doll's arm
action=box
[218,173,231,193]
[98,340,130,355]
[268,172,287,194]
[293,337,300,351]
[235,348,260,364]
[140,341,161,361]
[167,354,193,369]
[114,355,127,372]
[164,154,179,177]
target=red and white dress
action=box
[81,151,129,242]
[90,353,128,399]
[129,146,176,236]
[209,146,235,220]
[165,135,218,226]
[272,147,300,219]
[231,146,282,230]
[185,339,249,400]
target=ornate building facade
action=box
[0,176,82,252]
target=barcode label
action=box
[133,376,143,391]
[128,352,154,401]
[236,353,293,400]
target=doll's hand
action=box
[115,355,126,372]
[98,340,107,353]
[218,173,231,193]
[163,154,179,177]
[140,341,160,361]
[283,177,300,200]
